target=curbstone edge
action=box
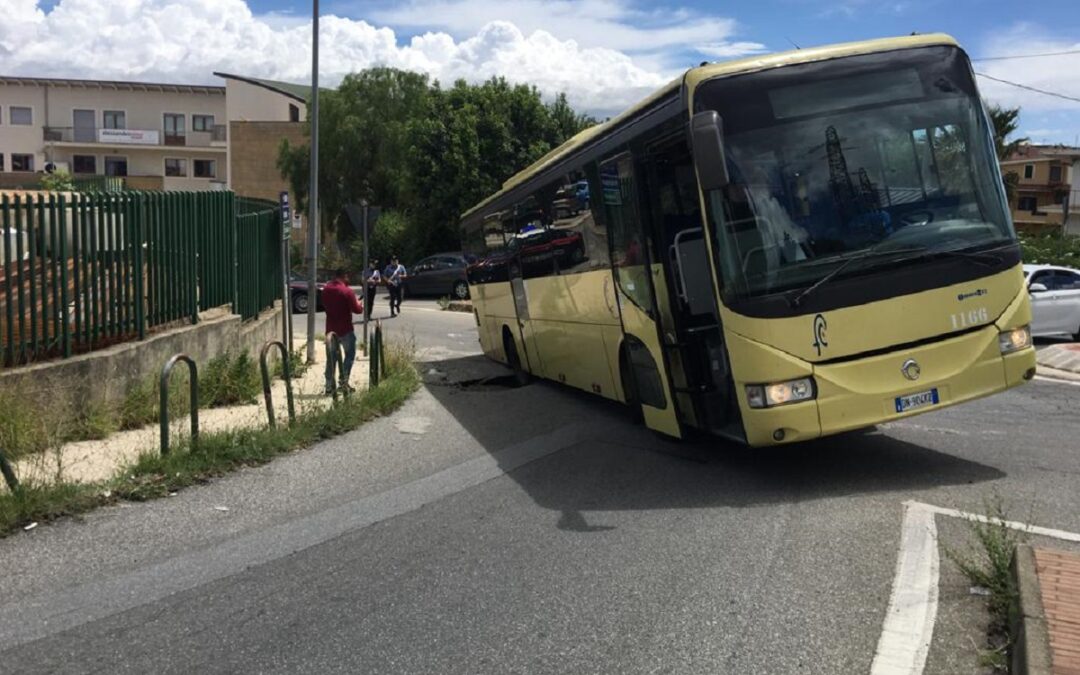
[1010,544,1053,675]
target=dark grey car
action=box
[402,253,474,299]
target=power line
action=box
[972,49,1080,62]
[974,72,1080,104]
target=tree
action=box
[986,103,1028,203]
[986,103,1028,161]
[278,67,594,261]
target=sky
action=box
[2,0,1079,144]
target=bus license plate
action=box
[895,388,939,414]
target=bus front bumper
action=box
[734,326,1036,447]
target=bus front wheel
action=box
[504,330,531,387]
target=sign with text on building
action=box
[96,128,160,145]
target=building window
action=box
[192,114,214,132]
[163,113,186,146]
[11,154,34,171]
[10,106,32,125]
[103,110,126,130]
[1049,165,1063,183]
[104,156,128,177]
[193,159,216,178]
[1023,164,1034,179]
[73,155,97,174]
[0,155,5,172]
[164,158,187,177]
[1017,196,1037,211]
[289,104,300,122]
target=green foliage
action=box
[944,496,1027,666]
[278,68,596,263]
[0,386,51,460]
[201,351,261,408]
[986,104,1027,161]
[1020,232,1080,266]
[39,169,75,192]
[117,371,191,431]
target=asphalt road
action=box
[1,305,1078,674]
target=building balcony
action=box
[43,125,227,149]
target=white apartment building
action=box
[0,73,307,191]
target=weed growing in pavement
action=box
[201,351,261,408]
[943,496,1029,672]
[437,295,451,310]
[0,385,51,461]
[0,342,419,535]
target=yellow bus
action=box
[460,33,1036,446]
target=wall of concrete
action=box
[0,303,283,415]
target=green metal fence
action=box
[0,190,281,367]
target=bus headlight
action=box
[998,326,1031,354]
[746,377,816,409]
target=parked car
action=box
[1024,264,1080,340]
[289,272,325,313]
[402,253,476,299]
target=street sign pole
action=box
[305,0,320,364]
[279,191,292,354]
[362,202,370,353]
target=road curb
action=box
[1035,365,1080,382]
[1010,544,1053,675]
[1036,344,1080,374]
[446,300,474,313]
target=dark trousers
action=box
[388,284,402,314]
[325,331,357,392]
[365,286,377,319]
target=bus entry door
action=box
[600,152,683,438]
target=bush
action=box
[0,386,51,461]
[1019,233,1080,267]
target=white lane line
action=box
[911,501,1080,543]
[870,502,939,675]
[872,502,1080,675]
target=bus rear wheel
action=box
[504,330,531,387]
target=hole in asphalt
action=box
[425,373,526,390]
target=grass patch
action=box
[201,351,261,408]
[0,343,419,536]
[0,386,52,461]
[437,295,451,310]
[944,496,1028,672]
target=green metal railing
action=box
[1,190,281,367]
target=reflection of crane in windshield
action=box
[825,125,886,233]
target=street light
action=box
[305,0,320,363]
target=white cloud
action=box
[365,0,764,65]
[975,23,1080,118]
[0,0,749,116]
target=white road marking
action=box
[870,502,939,675]
[872,501,1080,675]
[912,501,1080,543]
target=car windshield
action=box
[695,45,1015,301]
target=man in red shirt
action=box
[320,268,364,394]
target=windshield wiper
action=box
[788,242,917,308]
[898,240,1010,268]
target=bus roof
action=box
[461,32,959,221]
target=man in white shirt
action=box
[385,255,407,317]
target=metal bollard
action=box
[260,340,296,429]
[325,331,343,402]
[369,322,380,388]
[378,321,386,379]
[160,353,199,455]
[0,449,19,493]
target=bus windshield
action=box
[695,46,1015,305]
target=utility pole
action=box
[305,0,320,364]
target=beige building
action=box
[0,72,310,194]
[1000,145,1080,235]
[0,75,230,190]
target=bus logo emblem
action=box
[901,359,921,381]
[812,314,828,356]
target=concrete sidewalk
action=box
[1013,545,1080,675]
[1036,343,1080,379]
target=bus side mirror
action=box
[1028,282,1047,293]
[691,110,730,191]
